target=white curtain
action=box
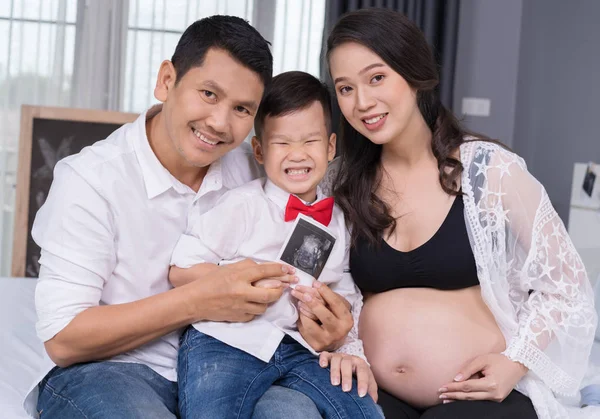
[71,0,129,110]
[0,0,326,275]
[272,0,325,76]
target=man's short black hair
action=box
[254,71,332,140]
[171,15,272,87]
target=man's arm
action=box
[33,163,295,367]
[44,260,294,367]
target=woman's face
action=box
[329,42,421,146]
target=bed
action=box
[1,276,599,418]
[1,277,44,418]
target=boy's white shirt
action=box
[170,178,365,363]
[24,106,263,417]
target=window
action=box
[123,0,325,113]
[0,0,326,275]
[124,0,256,112]
[0,0,77,276]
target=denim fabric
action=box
[37,361,178,419]
[36,359,328,419]
[178,327,384,419]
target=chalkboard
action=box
[12,106,138,277]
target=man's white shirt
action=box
[24,106,262,416]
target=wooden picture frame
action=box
[11,105,138,277]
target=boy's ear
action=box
[154,60,177,102]
[327,133,337,162]
[251,136,265,164]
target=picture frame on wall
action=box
[11,105,138,278]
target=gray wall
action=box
[512,0,600,222]
[453,0,523,147]
[454,0,600,223]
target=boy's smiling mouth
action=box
[284,167,313,180]
[285,168,311,175]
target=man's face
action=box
[156,48,265,168]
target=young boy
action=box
[169,71,382,419]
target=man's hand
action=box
[319,352,378,401]
[186,259,297,323]
[292,281,353,351]
[438,353,528,403]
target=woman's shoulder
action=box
[460,137,525,169]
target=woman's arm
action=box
[499,150,596,395]
[454,146,596,396]
[440,145,596,402]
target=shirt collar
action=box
[263,179,326,211]
[133,105,177,199]
[133,105,223,200]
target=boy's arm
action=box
[169,263,219,287]
[35,164,293,368]
[168,190,253,282]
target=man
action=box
[25,16,353,418]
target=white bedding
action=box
[1,276,599,418]
[0,277,44,419]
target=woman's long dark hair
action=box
[327,8,468,246]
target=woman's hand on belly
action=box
[438,353,529,403]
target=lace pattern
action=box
[461,140,597,419]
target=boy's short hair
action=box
[171,15,272,87]
[254,71,333,140]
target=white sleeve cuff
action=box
[35,262,103,342]
[170,233,216,268]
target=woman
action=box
[320,8,596,419]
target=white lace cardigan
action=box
[334,140,597,419]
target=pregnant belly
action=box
[359,286,506,408]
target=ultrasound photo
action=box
[278,214,336,284]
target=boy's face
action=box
[252,101,336,202]
[155,48,264,168]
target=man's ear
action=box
[327,133,337,161]
[251,136,265,164]
[154,60,177,102]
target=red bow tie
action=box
[284,195,334,226]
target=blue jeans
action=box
[37,360,323,419]
[178,327,384,419]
